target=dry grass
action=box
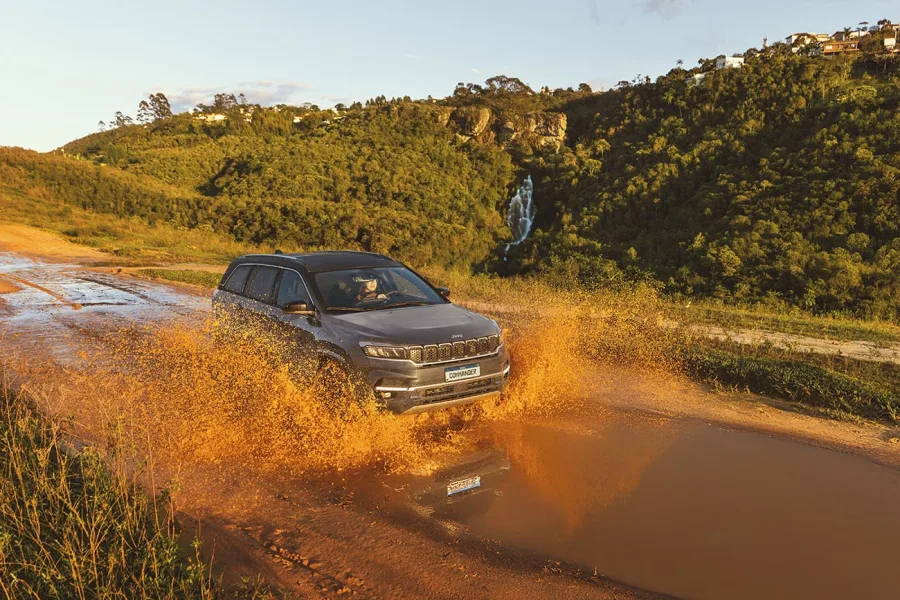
[0,375,215,599]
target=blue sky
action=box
[1,0,896,150]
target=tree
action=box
[213,93,238,111]
[97,120,106,132]
[578,82,593,93]
[149,93,173,120]
[136,100,153,124]
[112,111,132,128]
[483,75,534,95]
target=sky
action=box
[1,0,896,151]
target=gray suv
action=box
[212,251,509,414]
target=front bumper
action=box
[363,346,510,414]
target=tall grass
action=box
[0,378,214,599]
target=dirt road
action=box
[3,249,900,600]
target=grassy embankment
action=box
[1,185,897,423]
[0,376,290,599]
[0,378,211,598]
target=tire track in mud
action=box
[0,272,84,309]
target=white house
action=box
[785,32,831,52]
[194,113,226,122]
[686,72,710,86]
[785,32,830,45]
[716,55,744,70]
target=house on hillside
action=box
[785,32,831,52]
[811,39,860,56]
[193,113,227,122]
[715,55,744,70]
[686,72,710,86]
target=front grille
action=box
[406,334,501,365]
[424,345,438,362]
[418,376,504,405]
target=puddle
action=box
[452,414,900,600]
[0,253,206,359]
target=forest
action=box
[2,46,899,319]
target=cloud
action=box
[471,68,480,73]
[642,0,686,17]
[162,80,314,113]
[588,0,630,26]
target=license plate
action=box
[447,475,481,496]
[445,364,480,382]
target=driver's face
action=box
[363,279,378,293]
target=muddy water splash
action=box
[8,308,595,481]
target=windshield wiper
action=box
[327,306,365,312]
[374,301,431,310]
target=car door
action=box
[244,265,281,343]
[271,268,318,365]
[214,264,255,331]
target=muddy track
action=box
[3,251,900,600]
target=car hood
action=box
[327,303,498,345]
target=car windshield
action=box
[313,267,445,311]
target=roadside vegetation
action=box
[137,268,224,289]
[0,181,255,264]
[679,344,900,422]
[0,378,214,599]
[668,301,900,344]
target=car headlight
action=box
[363,345,407,359]
[498,329,506,345]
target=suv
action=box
[212,251,510,414]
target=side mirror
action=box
[436,287,451,299]
[283,301,315,315]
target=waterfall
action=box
[504,174,535,256]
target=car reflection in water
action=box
[384,447,511,519]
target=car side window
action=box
[223,265,252,294]
[276,270,310,307]
[246,266,280,305]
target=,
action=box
[212,251,510,414]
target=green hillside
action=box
[3,49,899,318]
[521,49,900,319]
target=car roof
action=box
[232,251,403,274]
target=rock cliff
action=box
[434,106,567,150]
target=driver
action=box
[353,274,387,305]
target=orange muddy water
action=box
[3,251,900,600]
[451,415,900,600]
